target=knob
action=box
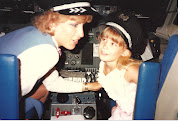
[83,106,95,119]
[71,60,76,65]
[57,93,69,103]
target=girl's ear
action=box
[121,49,131,57]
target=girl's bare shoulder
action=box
[125,63,140,84]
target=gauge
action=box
[74,55,80,59]
[67,54,73,59]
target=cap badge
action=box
[119,13,129,21]
[69,7,87,13]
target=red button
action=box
[61,111,71,115]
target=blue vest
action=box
[0,26,55,56]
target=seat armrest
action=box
[134,62,160,120]
[0,54,19,119]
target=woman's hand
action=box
[82,81,102,91]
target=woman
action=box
[0,1,102,106]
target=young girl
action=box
[97,11,147,120]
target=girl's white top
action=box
[97,61,137,120]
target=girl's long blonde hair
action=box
[32,9,93,36]
[99,27,142,70]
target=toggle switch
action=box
[56,108,60,118]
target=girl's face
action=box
[54,19,84,50]
[99,37,125,64]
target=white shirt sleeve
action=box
[43,70,83,93]
[18,44,83,96]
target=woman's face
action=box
[54,19,84,50]
[99,37,124,63]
